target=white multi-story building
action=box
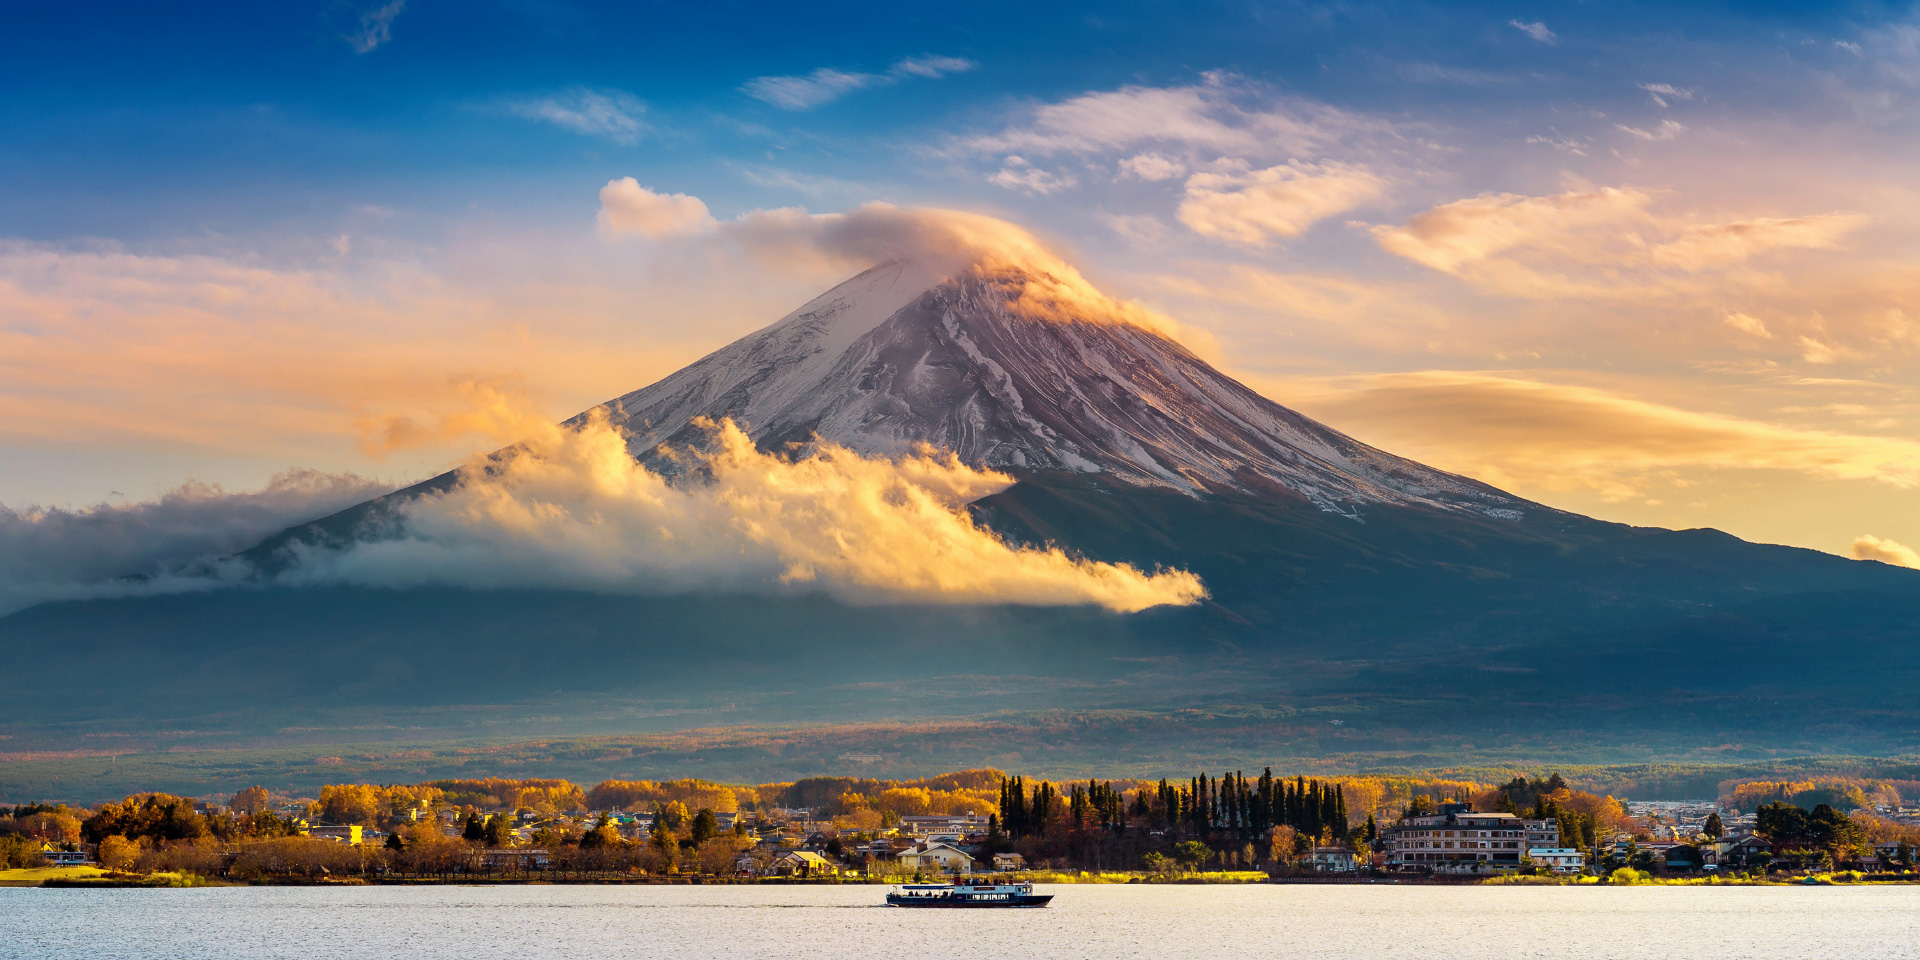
[1528,847,1585,873]
[1382,803,1560,873]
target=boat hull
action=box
[886,894,1053,908]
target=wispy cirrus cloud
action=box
[962,73,1371,157]
[1639,82,1694,107]
[1281,371,1920,500]
[742,54,977,110]
[507,88,647,143]
[1370,186,1868,298]
[1509,19,1556,44]
[347,0,406,54]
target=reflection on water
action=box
[4,883,1918,959]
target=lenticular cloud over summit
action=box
[282,414,1206,612]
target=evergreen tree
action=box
[690,808,718,845]
[385,831,405,851]
[1364,814,1377,844]
[1703,812,1724,839]
[482,813,510,847]
[462,812,485,842]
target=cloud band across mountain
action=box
[280,415,1206,612]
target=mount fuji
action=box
[589,259,1523,519]
[5,249,1920,785]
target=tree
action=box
[83,794,208,845]
[231,786,271,815]
[690,809,718,845]
[97,835,139,871]
[462,813,486,842]
[1757,802,1810,846]
[1702,812,1724,839]
[582,814,620,850]
[1806,804,1864,859]
[482,814,511,847]
[385,832,405,852]
[1173,840,1212,872]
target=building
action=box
[773,850,839,878]
[898,815,989,839]
[1528,848,1585,873]
[1310,847,1358,872]
[303,823,363,844]
[480,849,551,870]
[41,848,93,867]
[991,852,1026,871]
[1382,803,1559,874]
[897,842,976,875]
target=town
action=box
[4,770,1917,886]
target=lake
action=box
[5,883,1918,959]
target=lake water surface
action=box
[4,883,1917,959]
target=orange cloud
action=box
[1278,371,1920,500]
[1177,160,1387,245]
[288,414,1207,612]
[1851,534,1920,568]
[1371,187,1867,298]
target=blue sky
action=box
[3,0,1919,566]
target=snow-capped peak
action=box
[585,260,1527,519]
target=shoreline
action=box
[7,867,1916,889]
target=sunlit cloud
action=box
[281,415,1206,612]
[597,179,718,238]
[1370,187,1869,298]
[1852,534,1920,568]
[1177,160,1386,245]
[1280,371,1920,500]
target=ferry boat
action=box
[885,881,1052,908]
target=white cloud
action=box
[742,68,878,110]
[508,89,647,143]
[1852,534,1920,568]
[347,0,405,54]
[1117,152,1188,181]
[1638,82,1694,107]
[964,73,1370,158]
[597,178,718,239]
[1509,20,1556,44]
[742,54,975,110]
[1617,119,1687,141]
[282,415,1205,612]
[0,470,389,615]
[1836,40,1864,56]
[988,156,1078,194]
[1177,160,1387,245]
[890,55,977,79]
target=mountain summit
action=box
[589,260,1525,519]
